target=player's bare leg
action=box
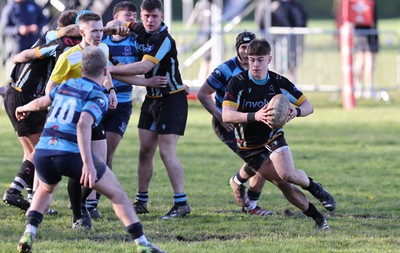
[133,128,158,214]
[158,134,191,219]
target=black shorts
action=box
[91,123,106,141]
[102,102,132,137]
[237,133,288,171]
[34,150,106,185]
[212,116,238,153]
[4,87,47,137]
[138,91,188,135]
[354,34,379,53]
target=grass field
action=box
[1,91,400,252]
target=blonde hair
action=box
[82,46,107,78]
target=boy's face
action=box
[248,54,272,80]
[114,10,137,23]
[140,8,163,33]
[80,20,103,46]
[237,43,251,65]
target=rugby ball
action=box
[266,94,291,129]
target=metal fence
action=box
[1,27,399,106]
[172,27,400,97]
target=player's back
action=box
[36,78,108,154]
[10,31,60,96]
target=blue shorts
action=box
[102,102,132,136]
[34,150,107,185]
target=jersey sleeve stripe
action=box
[222,100,239,109]
[35,47,44,59]
[143,55,159,65]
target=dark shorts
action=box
[138,91,188,135]
[34,150,107,185]
[237,133,288,171]
[91,123,106,141]
[102,102,132,137]
[4,87,47,137]
[354,34,379,53]
[212,116,238,153]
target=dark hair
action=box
[113,1,137,16]
[57,10,78,28]
[141,0,163,12]
[235,31,256,52]
[246,38,271,56]
[78,12,102,24]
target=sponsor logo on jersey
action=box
[242,98,269,109]
[137,43,154,53]
[96,98,106,107]
[48,137,59,146]
[123,46,133,56]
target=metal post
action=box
[164,0,172,30]
[262,0,271,40]
[210,0,223,69]
[182,0,194,23]
[340,0,356,109]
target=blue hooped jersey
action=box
[103,35,139,103]
[206,56,245,112]
[36,77,108,154]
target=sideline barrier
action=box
[174,27,399,102]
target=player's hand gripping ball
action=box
[266,94,291,129]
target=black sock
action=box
[67,178,82,221]
[303,202,323,221]
[81,187,93,203]
[27,210,44,227]
[85,199,98,209]
[235,172,248,185]
[126,222,143,240]
[135,192,148,203]
[247,189,261,201]
[19,160,35,185]
[302,177,318,194]
[9,160,35,193]
[174,192,187,206]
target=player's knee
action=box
[108,187,128,204]
[159,148,175,162]
[279,170,296,183]
[275,179,290,190]
[139,147,154,161]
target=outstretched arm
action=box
[12,48,38,63]
[58,24,80,37]
[15,95,52,121]
[112,75,167,88]
[108,59,155,76]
